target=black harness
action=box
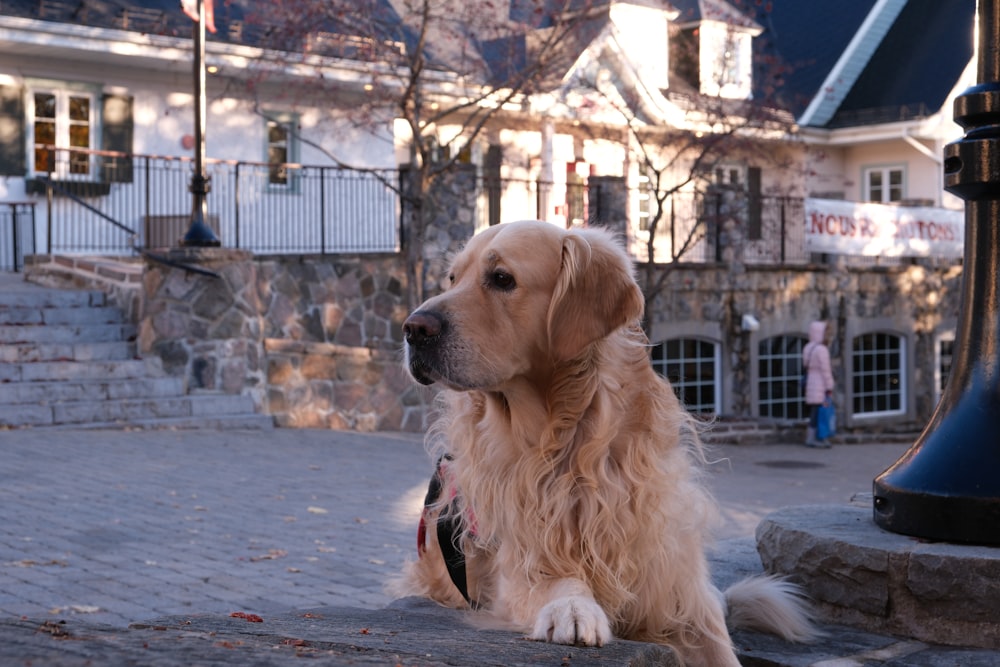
[418,456,477,607]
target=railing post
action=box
[320,167,327,255]
[45,180,53,255]
[233,162,241,249]
[714,193,723,263]
[10,204,19,273]
[669,193,675,261]
[873,0,1000,544]
[780,197,787,264]
[29,203,36,260]
[143,156,150,248]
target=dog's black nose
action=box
[403,310,444,345]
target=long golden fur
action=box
[393,220,815,667]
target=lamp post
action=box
[181,0,221,247]
[873,0,1000,544]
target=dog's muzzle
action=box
[403,310,446,385]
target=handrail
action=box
[38,177,220,279]
[137,248,221,279]
[38,176,137,237]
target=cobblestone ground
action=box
[0,426,910,630]
[0,428,432,628]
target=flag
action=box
[181,0,216,33]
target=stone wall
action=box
[26,245,963,435]
[35,166,480,435]
[133,249,438,433]
[415,163,480,298]
[253,252,961,435]
[254,255,435,431]
[138,248,267,407]
[646,259,963,431]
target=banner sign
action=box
[804,198,964,258]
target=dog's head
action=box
[403,220,644,392]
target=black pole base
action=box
[180,214,221,248]
[873,372,1000,545]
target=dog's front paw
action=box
[530,596,612,646]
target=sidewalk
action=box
[0,427,994,665]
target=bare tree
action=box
[241,0,600,307]
[565,13,799,332]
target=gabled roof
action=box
[0,0,422,62]
[827,0,975,128]
[749,1,878,121]
[751,0,975,128]
[0,0,254,43]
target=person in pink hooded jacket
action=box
[802,320,835,447]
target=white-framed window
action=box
[863,165,905,203]
[28,87,96,178]
[757,334,808,420]
[713,162,745,188]
[851,332,906,417]
[637,173,653,232]
[651,337,721,414]
[264,112,299,188]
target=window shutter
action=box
[0,85,26,177]
[484,144,501,226]
[747,166,762,241]
[101,94,133,183]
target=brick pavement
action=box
[0,428,433,628]
[5,428,1000,665]
[0,426,912,630]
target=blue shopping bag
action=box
[817,398,836,440]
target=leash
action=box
[417,455,477,608]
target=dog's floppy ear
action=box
[546,228,644,361]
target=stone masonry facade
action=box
[22,168,964,436]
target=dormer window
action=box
[668,1,762,101]
[698,21,754,99]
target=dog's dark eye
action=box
[448,273,455,285]
[489,270,516,291]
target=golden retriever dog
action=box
[393,220,815,666]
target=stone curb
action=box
[756,505,1000,650]
[2,598,678,667]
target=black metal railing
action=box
[15,147,918,269]
[0,202,37,272]
[481,176,811,265]
[29,147,402,256]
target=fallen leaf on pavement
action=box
[249,549,287,562]
[69,605,101,614]
[230,612,263,623]
[12,559,67,568]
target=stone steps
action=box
[0,340,138,363]
[0,323,137,344]
[0,393,268,429]
[0,304,127,325]
[0,279,272,430]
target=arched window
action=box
[852,332,906,417]
[758,334,808,420]
[651,337,720,414]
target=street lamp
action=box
[181,0,221,247]
[873,0,1000,544]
